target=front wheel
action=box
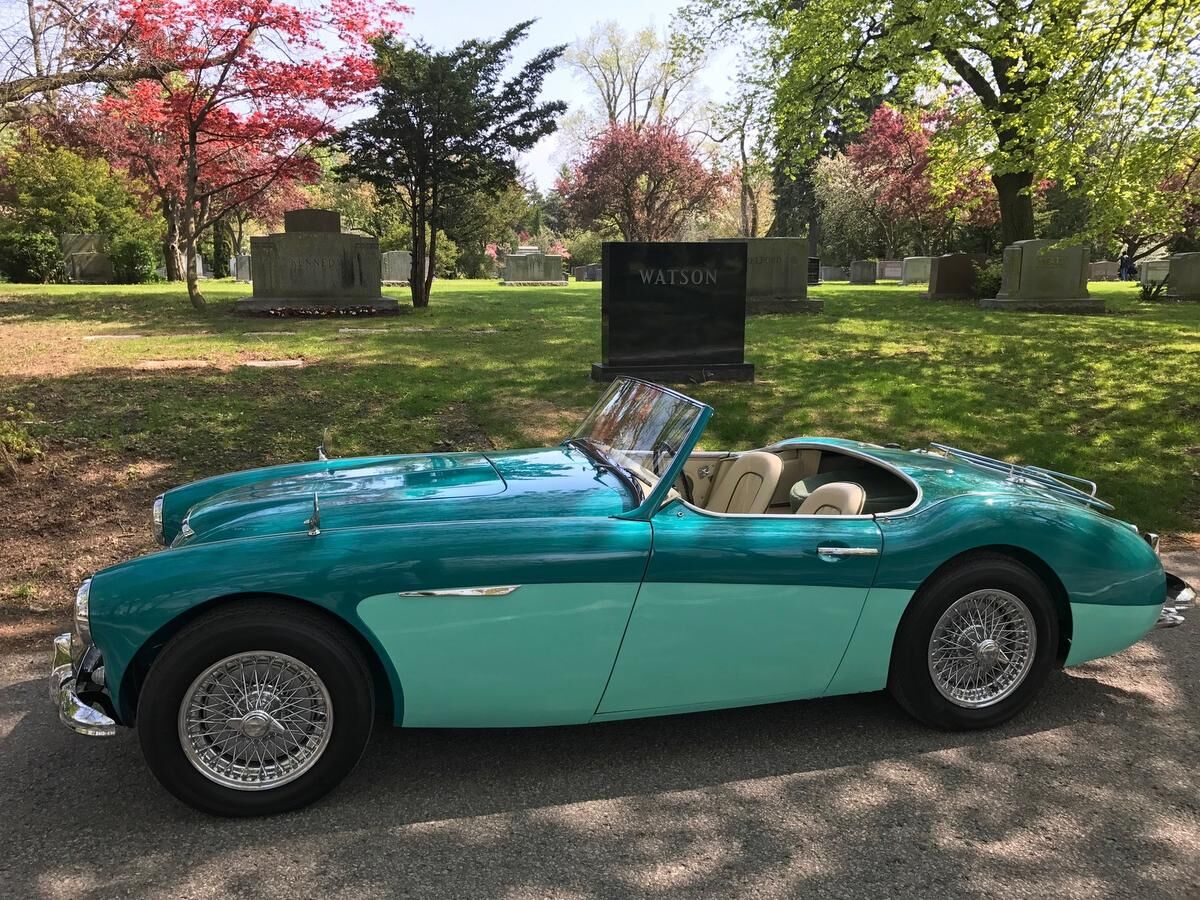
[889,554,1058,730]
[137,601,375,816]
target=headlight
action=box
[75,578,92,645]
[152,494,164,544]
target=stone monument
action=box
[593,241,753,382]
[1140,259,1170,286]
[61,233,114,283]
[1089,260,1119,281]
[1165,252,1200,301]
[502,251,566,284]
[382,250,413,284]
[877,259,902,280]
[901,256,932,284]
[235,208,392,313]
[819,265,848,282]
[925,253,985,300]
[849,260,877,284]
[980,239,1100,312]
[711,237,820,313]
[808,256,821,285]
[233,254,252,283]
[573,263,602,281]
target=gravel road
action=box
[2,553,1197,900]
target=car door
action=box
[596,500,882,717]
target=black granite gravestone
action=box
[592,241,753,382]
[808,257,821,285]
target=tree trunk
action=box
[992,170,1037,246]
[162,198,186,281]
[409,200,428,309]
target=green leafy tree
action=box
[338,23,567,308]
[715,0,1199,246]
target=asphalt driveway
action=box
[2,553,1197,900]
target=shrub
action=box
[0,231,62,283]
[971,258,1003,299]
[1138,277,1168,302]
[110,236,159,284]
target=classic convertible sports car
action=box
[52,378,1193,816]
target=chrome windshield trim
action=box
[396,585,522,598]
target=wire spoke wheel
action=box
[178,651,333,791]
[928,589,1037,709]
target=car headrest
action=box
[796,482,866,516]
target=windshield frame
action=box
[565,378,712,520]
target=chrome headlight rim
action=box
[74,577,92,645]
[152,494,164,545]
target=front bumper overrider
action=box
[1157,573,1195,629]
[50,633,116,737]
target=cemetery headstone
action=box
[901,256,933,284]
[1165,252,1200,301]
[877,259,902,280]
[593,241,753,382]
[502,251,566,284]
[1089,260,1119,281]
[234,254,252,283]
[808,256,821,285]
[819,265,849,282]
[382,250,414,284]
[710,237,820,313]
[573,263,602,281]
[925,253,986,300]
[61,233,114,283]
[235,208,393,313]
[849,260,877,284]
[1139,258,1170,286]
[980,239,1100,312]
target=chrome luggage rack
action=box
[927,443,1115,511]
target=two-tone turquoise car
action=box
[51,378,1193,816]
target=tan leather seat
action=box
[796,482,866,516]
[704,451,784,515]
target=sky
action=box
[404,1,740,189]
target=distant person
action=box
[1118,253,1132,280]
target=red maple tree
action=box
[83,0,408,308]
[558,123,729,241]
[849,105,999,253]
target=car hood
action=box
[168,447,631,546]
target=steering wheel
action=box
[650,439,676,476]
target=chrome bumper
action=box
[1157,573,1195,629]
[50,633,116,737]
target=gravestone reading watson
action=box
[711,237,820,313]
[925,253,985,300]
[901,256,933,284]
[849,260,877,284]
[980,239,1100,312]
[61,233,114,283]
[235,208,393,313]
[877,259,902,280]
[502,251,566,284]
[593,241,753,382]
[1165,252,1200,301]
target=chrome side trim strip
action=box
[396,585,522,598]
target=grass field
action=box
[1,277,1197,611]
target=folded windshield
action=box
[568,379,706,490]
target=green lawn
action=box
[1,277,1198,540]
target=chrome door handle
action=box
[817,547,879,559]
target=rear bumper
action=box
[1157,573,1195,629]
[50,633,117,737]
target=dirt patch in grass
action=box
[0,447,160,613]
[433,403,496,451]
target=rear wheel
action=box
[889,554,1058,730]
[137,601,374,816]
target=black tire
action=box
[888,553,1058,730]
[137,600,375,816]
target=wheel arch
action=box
[897,544,1073,665]
[116,592,398,725]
